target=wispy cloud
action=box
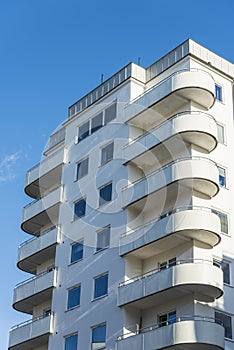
[0,152,21,183]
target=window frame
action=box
[74,197,86,220]
[158,310,176,327]
[215,83,223,102]
[67,284,81,310]
[93,272,109,300]
[215,310,233,339]
[217,165,227,188]
[99,182,112,207]
[217,122,226,145]
[70,240,84,264]
[213,258,231,285]
[76,157,89,181]
[211,208,229,235]
[96,225,111,253]
[64,333,78,350]
[101,142,114,167]
[91,323,107,350]
[78,121,90,143]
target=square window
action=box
[212,209,228,235]
[65,333,78,350]
[218,166,226,187]
[99,183,112,207]
[104,103,116,124]
[78,121,90,143]
[76,158,89,181]
[91,324,106,350]
[213,259,231,285]
[91,113,103,134]
[96,226,110,252]
[159,311,176,327]
[74,198,86,219]
[215,84,223,102]
[67,285,81,309]
[215,311,232,339]
[101,142,114,166]
[217,124,225,144]
[94,273,108,299]
[71,241,83,263]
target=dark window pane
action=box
[215,84,223,102]
[71,241,83,263]
[91,113,103,134]
[76,158,88,180]
[215,311,232,339]
[92,324,106,350]
[101,143,114,166]
[104,103,116,124]
[221,261,230,284]
[65,334,78,350]
[94,274,108,299]
[99,183,112,206]
[78,121,89,142]
[96,226,110,252]
[74,199,86,219]
[218,166,226,187]
[67,286,81,309]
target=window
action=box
[91,324,106,350]
[94,273,108,299]
[78,121,90,142]
[104,102,116,124]
[71,241,84,263]
[215,311,232,339]
[65,333,78,350]
[218,166,226,187]
[213,259,231,285]
[158,311,176,327]
[91,113,103,134]
[101,142,114,166]
[74,198,86,219]
[76,158,89,181]
[217,123,225,144]
[212,209,228,234]
[99,183,112,206]
[67,285,81,309]
[215,84,223,102]
[159,257,176,270]
[96,226,110,252]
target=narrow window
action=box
[99,182,112,206]
[215,84,223,102]
[91,324,106,350]
[215,311,232,339]
[67,285,81,309]
[78,121,90,143]
[212,209,228,235]
[104,103,116,124]
[218,166,226,187]
[94,273,108,299]
[65,333,78,350]
[96,226,110,252]
[101,142,114,166]
[213,259,230,285]
[71,241,84,263]
[217,123,225,144]
[76,158,89,181]
[91,113,103,134]
[74,198,86,219]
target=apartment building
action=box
[9,39,234,350]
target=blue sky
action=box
[1,0,234,348]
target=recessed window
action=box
[67,285,81,309]
[215,311,232,339]
[78,121,90,143]
[215,84,223,102]
[104,102,116,124]
[213,259,231,285]
[218,166,226,187]
[212,209,228,235]
[71,241,84,264]
[91,324,106,350]
[65,333,78,350]
[76,158,89,181]
[159,257,176,270]
[158,310,176,327]
[101,142,114,166]
[91,113,103,134]
[96,226,110,252]
[217,123,225,144]
[99,182,112,207]
[74,198,86,219]
[94,273,108,299]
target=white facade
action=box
[9,39,234,350]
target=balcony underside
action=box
[13,287,53,314]
[9,334,49,350]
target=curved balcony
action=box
[119,206,221,257]
[25,148,65,199]
[118,260,223,307]
[117,316,224,350]
[123,112,218,166]
[124,69,215,127]
[9,313,53,350]
[17,226,60,274]
[13,268,57,314]
[122,157,219,209]
[21,186,63,235]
